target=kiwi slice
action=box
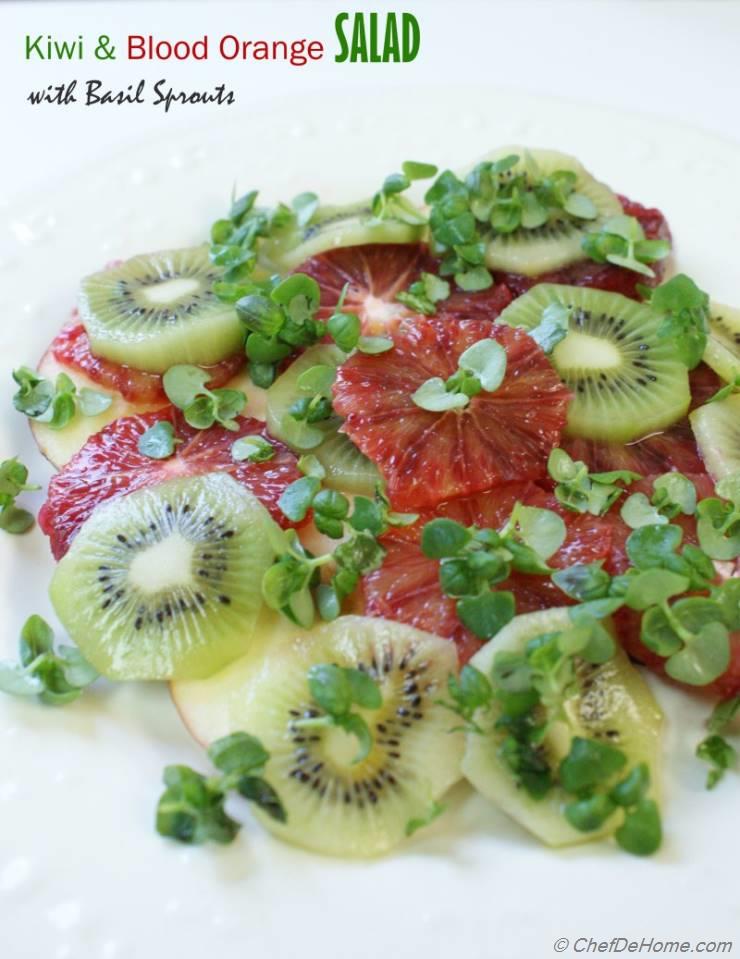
[690,393,740,482]
[260,200,425,273]
[79,246,244,374]
[473,147,622,276]
[172,614,463,857]
[266,343,380,495]
[498,283,691,442]
[703,301,740,383]
[50,474,276,681]
[461,608,663,848]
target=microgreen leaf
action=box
[278,475,321,522]
[156,731,283,845]
[231,435,275,463]
[614,799,662,856]
[163,365,212,408]
[411,377,470,412]
[0,615,97,705]
[138,421,178,460]
[458,339,507,392]
[405,800,446,837]
[529,303,571,354]
[457,589,515,640]
[421,518,471,559]
[620,493,669,529]
[696,734,737,790]
[77,387,113,417]
[559,737,627,794]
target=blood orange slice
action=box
[363,484,613,663]
[52,318,246,404]
[295,243,513,335]
[333,319,571,509]
[39,408,303,559]
[492,194,672,301]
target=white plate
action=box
[1,88,739,959]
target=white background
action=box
[0,0,739,205]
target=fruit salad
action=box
[2,147,739,860]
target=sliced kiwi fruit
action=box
[471,147,623,276]
[703,301,740,383]
[50,474,276,681]
[498,283,691,442]
[461,608,663,848]
[260,200,425,273]
[172,614,463,857]
[79,246,244,374]
[266,343,380,495]
[690,393,740,482]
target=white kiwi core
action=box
[128,532,195,594]
[142,277,200,306]
[553,331,622,371]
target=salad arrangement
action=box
[2,147,739,859]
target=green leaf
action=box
[345,668,382,710]
[278,476,321,522]
[564,192,597,220]
[271,273,321,314]
[208,732,270,776]
[163,365,212,409]
[0,506,35,534]
[183,395,217,430]
[402,160,438,181]
[405,800,446,837]
[615,799,662,856]
[529,303,571,354]
[297,454,326,479]
[356,335,393,355]
[602,214,645,243]
[236,775,287,822]
[620,493,668,529]
[308,663,353,717]
[297,365,337,397]
[53,646,96,688]
[696,734,737,790]
[652,472,697,516]
[558,737,627,794]
[456,589,515,640]
[291,191,319,227]
[564,793,616,832]
[507,504,566,560]
[19,613,54,664]
[421,518,471,559]
[156,775,239,846]
[707,695,740,735]
[610,763,651,807]
[454,266,493,292]
[626,523,683,569]
[411,377,469,412]
[448,664,494,714]
[551,563,611,602]
[0,663,43,697]
[664,620,730,687]
[336,712,374,764]
[138,421,177,460]
[231,435,275,463]
[327,311,361,352]
[77,388,112,417]
[458,339,507,393]
[623,569,690,611]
